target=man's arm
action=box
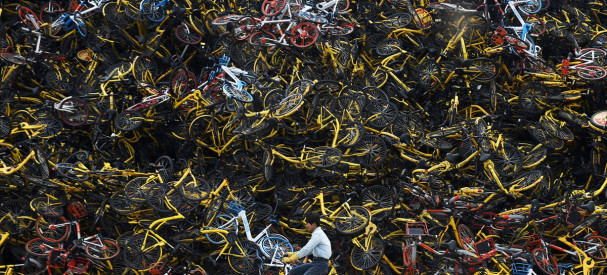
[297,231,320,258]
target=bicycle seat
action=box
[444,239,458,251]
[446,153,459,163]
[480,151,491,162]
[581,201,595,214]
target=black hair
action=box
[305,212,321,226]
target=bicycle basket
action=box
[67,201,88,219]
[565,205,582,226]
[474,238,496,260]
[512,263,532,275]
[218,55,230,66]
[491,27,508,46]
[67,257,91,274]
[405,222,428,236]
[149,262,169,275]
[228,201,245,215]
[525,234,542,251]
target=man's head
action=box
[304,212,321,232]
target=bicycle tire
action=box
[227,240,258,274]
[350,236,384,270]
[541,119,574,141]
[375,38,403,56]
[361,185,393,222]
[140,0,166,22]
[115,111,145,131]
[519,0,541,13]
[260,236,293,259]
[145,184,173,214]
[36,118,63,139]
[175,24,202,44]
[40,1,63,24]
[307,146,342,168]
[365,100,398,129]
[0,200,36,234]
[26,238,59,258]
[109,190,142,215]
[123,233,162,270]
[132,55,158,84]
[572,215,599,236]
[577,65,607,80]
[55,162,90,182]
[59,97,88,126]
[74,12,87,37]
[18,6,40,31]
[329,22,355,36]
[233,17,257,41]
[383,13,412,29]
[124,177,153,203]
[523,146,547,169]
[337,121,364,148]
[584,235,607,260]
[274,93,304,118]
[417,59,441,90]
[334,206,370,236]
[36,215,70,243]
[490,143,523,177]
[86,238,120,260]
[223,84,254,103]
[467,57,498,82]
[591,110,607,129]
[523,15,546,37]
[178,176,211,202]
[290,22,319,48]
[532,248,559,275]
[0,53,26,65]
[203,196,225,228]
[456,224,476,252]
[262,0,287,16]
[353,135,387,167]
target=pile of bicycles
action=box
[2,0,607,274]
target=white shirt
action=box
[297,227,332,259]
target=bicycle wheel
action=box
[36,215,70,243]
[124,177,152,203]
[519,0,541,13]
[337,121,364,148]
[532,248,559,275]
[290,22,319,48]
[350,236,385,270]
[262,0,286,16]
[178,176,211,202]
[417,58,441,90]
[523,15,546,37]
[19,6,40,31]
[203,196,225,227]
[523,146,547,169]
[329,22,355,36]
[467,57,498,82]
[223,84,254,103]
[383,13,412,29]
[365,100,398,129]
[0,53,26,65]
[115,111,145,131]
[233,17,257,41]
[228,241,258,274]
[375,38,403,56]
[36,118,63,138]
[123,233,162,270]
[0,200,36,234]
[249,31,277,47]
[274,93,304,118]
[591,111,607,129]
[141,0,166,22]
[86,238,120,260]
[361,185,393,222]
[584,235,607,260]
[74,12,87,37]
[491,143,523,177]
[572,215,599,236]
[59,97,88,126]
[26,238,59,258]
[577,65,607,80]
[55,163,89,182]
[260,236,293,259]
[333,206,370,236]
[40,1,63,24]
[175,24,202,44]
[456,224,476,253]
[109,190,142,214]
[30,197,64,217]
[307,147,342,168]
[132,55,158,84]
[353,135,387,167]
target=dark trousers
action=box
[290,261,329,275]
